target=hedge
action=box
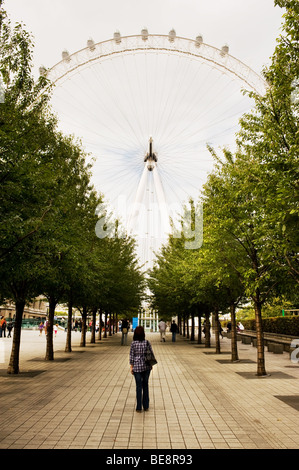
[242,316,299,336]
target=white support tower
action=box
[127,137,170,272]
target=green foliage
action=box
[236,0,299,286]
[148,199,244,321]
[242,316,299,336]
[237,296,295,320]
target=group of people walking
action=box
[158,319,178,342]
[0,316,13,338]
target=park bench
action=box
[226,329,299,356]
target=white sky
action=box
[5,0,284,78]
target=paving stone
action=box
[0,329,299,450]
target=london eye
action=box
[41,30,266,271]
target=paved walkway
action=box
[0,328,299,450]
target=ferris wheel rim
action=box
[42,32,267,96]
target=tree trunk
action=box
[190,312,195,341]
[90,307,97,343]
[204,313,211,348]
[254,293,267,376]
[98,309,102,341]
[104,312,107,338]
[186,314,190,339]
[215,310,221,354]
[178,314,181,335]
[112,312,115,334]
[197,310,202,344]
[45,297,56,360]
[7,299,25,374]
[109,312,112,336]
[183,315,186,337]
[80,306,87,347]
[230,303,239,362]
[65,296,73,352]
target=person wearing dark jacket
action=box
[7,320,13,338]
[170,320,178,342]
[121,318,129,345]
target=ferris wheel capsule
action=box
[220,44,229,57]
[114,31,121,44]
[62,50,71,62]
[141,28,149,41]
[87,38,95,51]
[39,65,47,76]
[195,35,203,47]
[168,29,176,42]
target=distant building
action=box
[138,307,159,332]
[0,296,48,320]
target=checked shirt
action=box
[130,339,154,372]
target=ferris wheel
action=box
[41,29,266,271]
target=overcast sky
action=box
[5,0,284,78]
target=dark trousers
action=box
[134,370,151,410]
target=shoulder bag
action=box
[144,340,158,367]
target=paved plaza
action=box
[0,327,299,450]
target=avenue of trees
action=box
[0,2,145,374]
[0,0,298,378]
[148,0,299,376]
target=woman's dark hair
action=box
[133,326,145,341]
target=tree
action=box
[190,1,298,374]
[0,5,54,263]
[236,0,299,286]
[0,9,56,373]
[202,147,288,375]
[0,6,98,371]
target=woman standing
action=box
[129,326,155,413]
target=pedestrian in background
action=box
[121,318,129,345]
[0,316,6,338]
[7,320,13,338]
[170,320,178,342]
[158,319,166,342]
[39,322,44,336]
[129,326,155,412]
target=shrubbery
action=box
[242,316,299,336]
